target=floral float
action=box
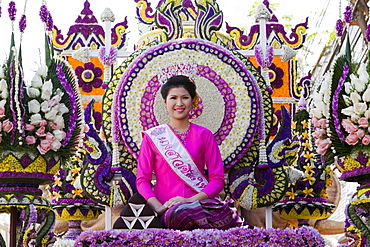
[309,39,370,244]
[0,2,83,246]
[274,96,335,224]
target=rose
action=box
[51,140,61,151]
[342,118,359,133]
[53,115,65,129]
[45,132,55,142]
[40,120,47,127]
[25,124,35,131]
[58,103,69,115]
[0,107,5,119]
[37,65,48,78]
[45,107,58,121]
[0,79,8,99]
[37,139,53,155]
[41,80,53,100]
[53,129,66,141]
[28,99,41,114]
[362,135,370,145]
[317,119,327,128]
[358,117,369,128]
[312,128,326,139]
[356,129,365,139]
[26,136,36,145]
[31,74,43,88]
[27,87,40,98]
[40,101,50,113]
[30,114,42,125]
[2,119,13,133]
[36,126,46,137]
[345,132,359,145]
[316,139,331,155]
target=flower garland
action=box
[254,44,273,68]
[74,226,325,247]
[98,46,118,66]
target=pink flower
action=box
[358,117,369,128]
[36,126,46,137]
[49,122,59,130]
[312,117,319,128]
[37,139,53,155]
[0,134,2,143]
[0,107,5,119]
[45,132,55,142]
[362,135,370,145]
[84,124,90,133]
[345,132,360,145]
[26,136,36,145]
[40,120,48,127]
[316,139,331,155]
[356,129,365,139]
[2,119,13,133]
[312,128,326,139]
[25,124,35,131]
[342,118,359,133]
[317,119,327,129]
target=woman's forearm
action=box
[147,197,167,215]
[188,191,209,202]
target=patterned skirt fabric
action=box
[161,198,243,230]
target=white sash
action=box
[145,124,208,193]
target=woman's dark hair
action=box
[160,75,197,100]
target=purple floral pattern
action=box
[75,62,103,92]
[114,39,260,167]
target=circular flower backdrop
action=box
[111,39,264,167]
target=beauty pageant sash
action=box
[145,124,208,193]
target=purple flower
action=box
[39,5,48,23]
[19,14,26,33]
[343,6,352,23]
[336,19,344,37]
[366,24,370,42]
[8,1,16,21]
[45,11,53,31]
[75,62,103,92]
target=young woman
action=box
[136,75,242,230]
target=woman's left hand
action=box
[164,196,189,208]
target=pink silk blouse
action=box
[136,123,225,205]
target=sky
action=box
[0,0,341,82]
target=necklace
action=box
[172,123,190,144]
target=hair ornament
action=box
[157,61,198,84]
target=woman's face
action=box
[165,86,193,121]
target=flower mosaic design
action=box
[268,63,284,89]
[75,62,103,92]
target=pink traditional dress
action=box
[136,123,242,230]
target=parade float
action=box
[0,1,83,246]
[0,0,361,246]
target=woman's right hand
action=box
[147,197,167,216]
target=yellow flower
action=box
[292,121,297,130]
[54,177,62,187]
[303,140,310,150]
[303,152,314,162]
[301,131,309,139]
[301,120,309,128]
[72,189,84,198]
[71,167,81,175]
[303,164,315,174]
[303,174,316,185]
[302,187,314,197]
[320,190,329,199]
[52,191,61,201]
[286,188,298,200]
